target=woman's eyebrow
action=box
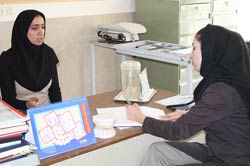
[31,23,44,26]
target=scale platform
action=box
[114,40,192,66]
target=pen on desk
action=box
[126,99,132,105]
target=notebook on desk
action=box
[155,95,194,111]
[27,97,96,159]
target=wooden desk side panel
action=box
[50,134,164,166]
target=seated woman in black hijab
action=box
[0,10,62,113]
[126,24,250,165]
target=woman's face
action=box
[27,15,45,46]
[190,37,202,72]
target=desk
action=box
[40,88,174,166]
[90,40,193,96]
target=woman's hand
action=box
[26,97,38,108]
[126,103,146,124]
[160,109,188,121]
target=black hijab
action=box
[194,24,250,118]
[2,9,59,92]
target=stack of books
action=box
[0,100,40,165]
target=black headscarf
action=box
[2,9,59,91]
[194,24,250,118]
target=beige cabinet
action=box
[179,2,211,46]
[212,0,238,31]
[135,0,211,94]
[136,0,211,47]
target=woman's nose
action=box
[38,29,44,36]
[189,53,192,60]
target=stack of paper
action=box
[155,95,194,110]
[155,95,193,106]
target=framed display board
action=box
[27,97,96,159]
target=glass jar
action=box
[120,61,141,100]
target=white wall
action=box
[238,0,250,40]
[1,0,249,38]
[0,0,135,21]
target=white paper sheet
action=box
[96,106,165,127]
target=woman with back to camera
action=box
[0,9,62,114]
[126,24,250,165]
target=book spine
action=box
[0,125,29,136]
[0,133,24,140]
[0,144,30,159]
[0,140,21,149]
[0,134,23,144]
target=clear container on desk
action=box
[120,61,141,100]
